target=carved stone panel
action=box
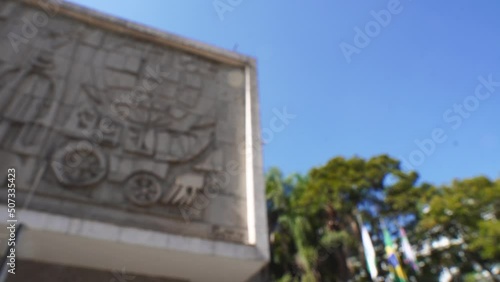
[0,0,250,244]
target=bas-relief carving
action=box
[53,31,222,210]
[0,6,86,155]
[163,173,205,206]
[51,142,107,187]
[0,51,60,155]
[124,173,162,206]
[0,4,248,242]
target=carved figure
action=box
[164,173,204,206]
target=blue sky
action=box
[67,0,500,185]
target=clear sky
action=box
[66,0,500,185]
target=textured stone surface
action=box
[0,0,250,244]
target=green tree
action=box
[418,176,500,281]
[267,168,318,281]
[303,155,422,281]
[266,157,499,281]
[266,155,422,281]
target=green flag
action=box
[382,226,408,282]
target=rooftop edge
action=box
[22,0,257,67]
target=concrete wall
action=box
[0,1,269,281]
[0,0,260,245]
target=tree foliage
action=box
[266,155,499,282]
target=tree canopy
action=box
[266,155,499,282]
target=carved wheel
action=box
[51,142,107,187]
[124,173,162,206]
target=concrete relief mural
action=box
[0,1,248,244]
[51,142,108,187]
[0,51,59,155]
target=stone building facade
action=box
[0,1,269,281]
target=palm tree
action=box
[267,168,319,281]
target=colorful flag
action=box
[360,223,378,279]
[399,227,421,274]
[382,227,408,282]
